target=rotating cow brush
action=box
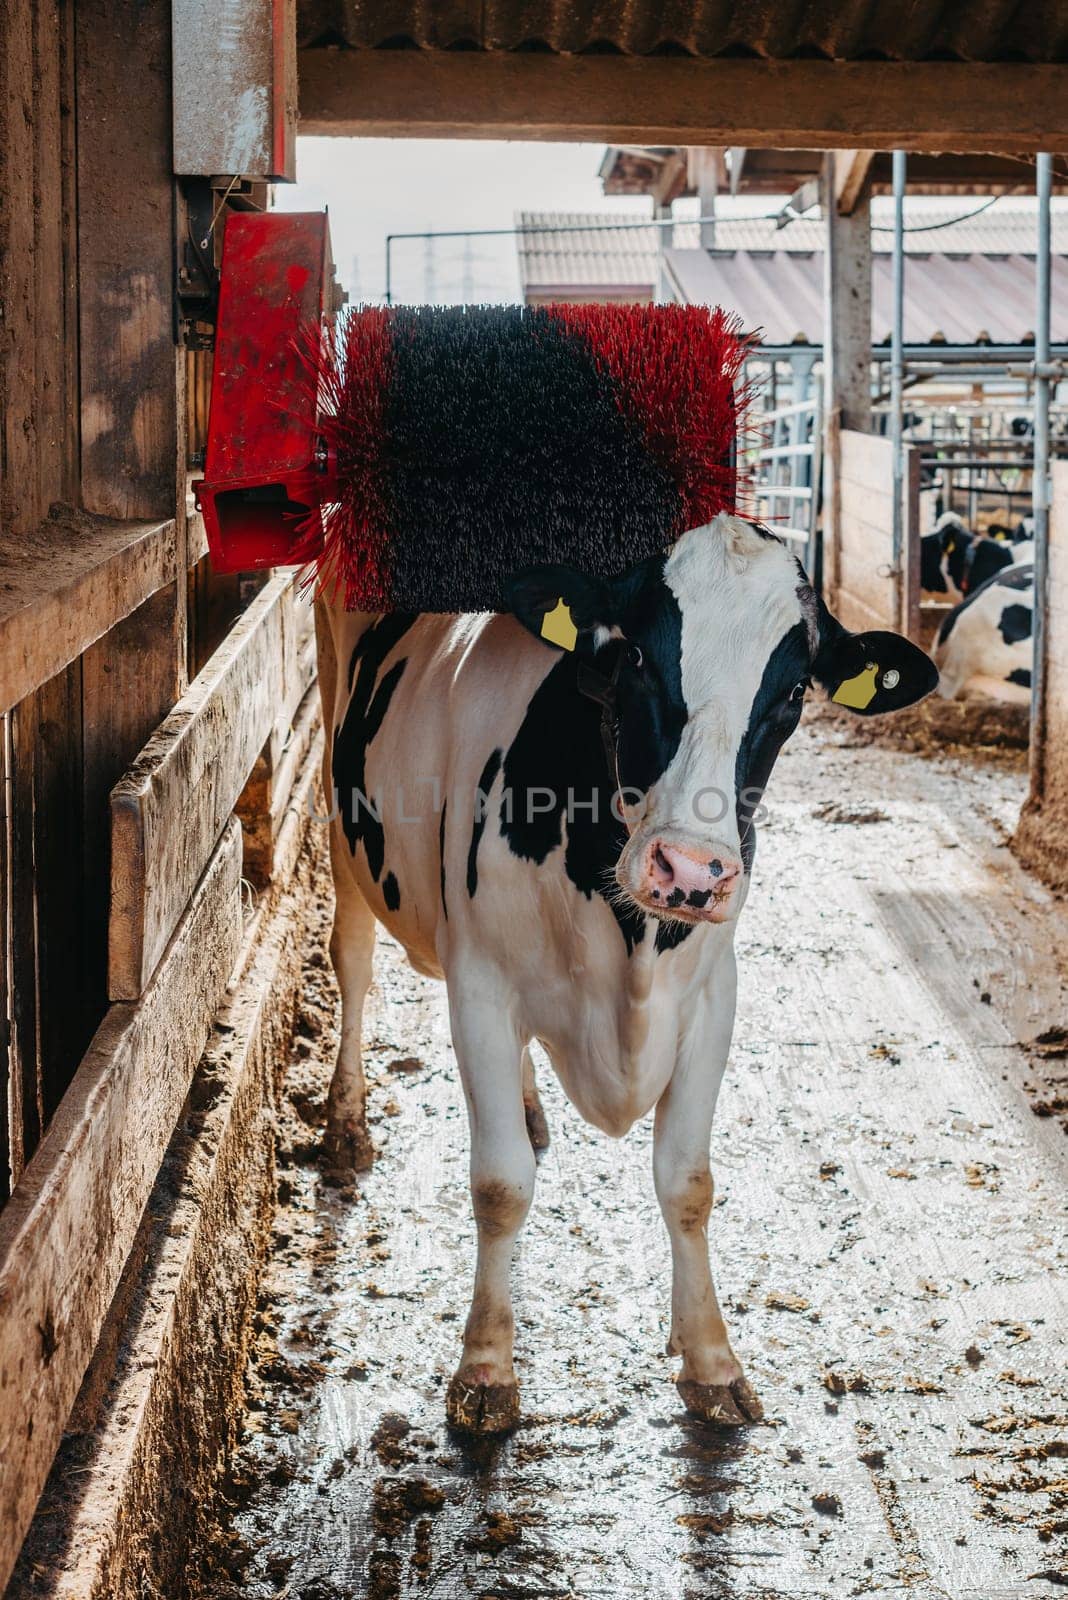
[195,214,750,613]
[310,302,748,614]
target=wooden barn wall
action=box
[0,0,189,1192]
[0,0,83,1196]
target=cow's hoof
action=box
[677,1375,764,1427]
[445,1371,520,1433]
[524,1098,551,1152]
[322,1116,375,1174]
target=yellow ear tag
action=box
[832,661,880,710]
[540,598,578,652]
[945,537,956,554]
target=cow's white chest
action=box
[458,857,733,1136]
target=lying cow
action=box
[935,562,1035,699]
[316,514,936,1432]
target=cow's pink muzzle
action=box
[639,839,743,923]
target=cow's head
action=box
[508,515,937,928]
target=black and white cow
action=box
[317,514,936,1433]
[934,561,1035,699]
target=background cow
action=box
[935,562,1035,699]
[316,515,936,1432]
[920,510,1027,604]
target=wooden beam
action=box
[0,514,177,716]
[0,820,243,1598]
[822,154,873,435]
[299,53,1068,153]
[834,149,877,215]
[108,574,300,1001]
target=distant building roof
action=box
[663,249,1068,346]
[516,207,1068,345]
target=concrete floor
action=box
[197,713,1068,1600]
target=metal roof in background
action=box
[663,248,1068,346]
[298,0,1068,61]
[515,208,1068,345]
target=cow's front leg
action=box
[653,949,763,1427]
[446,985,534,1433]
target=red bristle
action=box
[543,303,755,531]
[303,307,394,609]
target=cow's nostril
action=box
[653,845,673,881]
[709,858,723,878]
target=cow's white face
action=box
[614,518,814,923]
[508,513,937,931]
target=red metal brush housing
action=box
[193,210,338,573]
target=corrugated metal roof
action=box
[663,248,1068,345]
[298,1,1068,62]
[516,212,660,289]
[516,207,1068,294]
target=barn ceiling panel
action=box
[297,0,1068,63]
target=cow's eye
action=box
[789,678,810,704]
[626,643,644,671]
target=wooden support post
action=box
[688,147,721,249]
[1015,460,1068,888]
[821,152,872,608]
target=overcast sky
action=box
[275,138,772,306]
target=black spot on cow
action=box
[499,649,649,955]
[500,564,691,955]
[333,614,413,880]
[439,800,448,920]
[998,602,1032,646]
[1006,667,1032,688]
[382,871,401,911]
[467,748,503,897]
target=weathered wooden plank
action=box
[0,718,8,1205]
[7,695,42,1182]
[0,818,243,1597]
[237,686,322,887]
[83,584,183,1025]
[0,513,177,716]
[108,575,295,1000]
[32,662,89,1123]
[76,0,177,519]
[299,53,1068,152]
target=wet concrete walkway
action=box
[198,716,1068,1600]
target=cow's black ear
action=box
[814,614,939,716]
[505,565,613,652]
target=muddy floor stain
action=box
[195,715,1068,1600]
